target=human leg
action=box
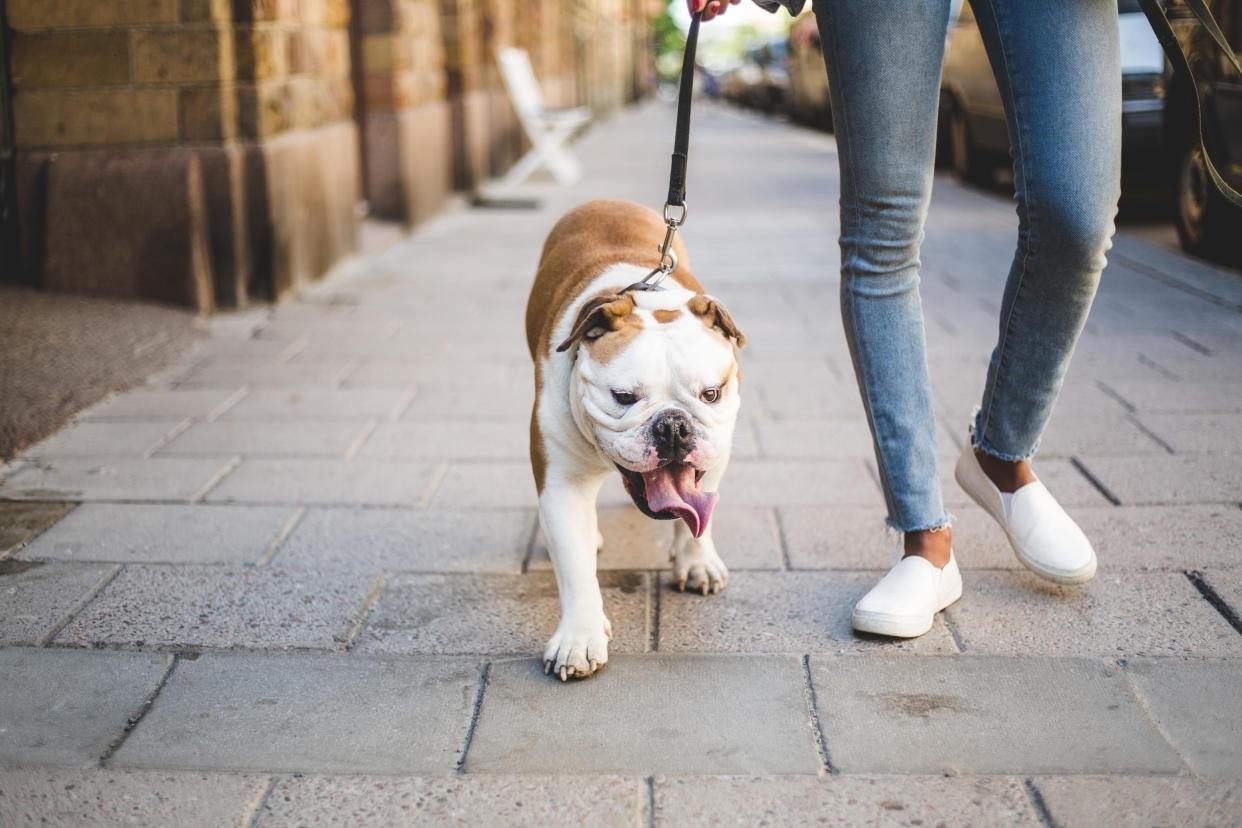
[957,0,1121,582]
[813,0,962,636]
[812,0,954,559]
[970,0,1122,460]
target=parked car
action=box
[721,39,789,115]
[1162,0,1242,263]
[938,1,1166,187]
[786,13,832,131]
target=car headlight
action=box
[1122,72,1164,101]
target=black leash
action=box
[625,10,703,294]
[1139,0,1242,209]
[668,10,702,210]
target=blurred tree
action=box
[652,7,688,82]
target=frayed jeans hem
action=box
[972,408,1039,463]
[971,434,1038,464]
[884,513,954,534]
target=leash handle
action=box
[667,10,702,209]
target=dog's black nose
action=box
[652,409,694,460]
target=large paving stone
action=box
[205,459,440,506]
[0,648,171,767]
[720,460,882,506]
[0,457,236,502]
[1136,412,1242,453]
[354,572,650,656]
[193,335,309,360]
[275,507,532,573]
[175,358,356,388]
[17,503,297,564]
[1121,658,1242,777]
[55,565,377,651]
[111,653,480,773]
[657,570,958,654]
[22,419,187,458]
[1098,377,1242,413]
[1074,504,1242,570]
[749,378,863,420]
[256,775,642,826]
[654,775,1040,826]
[343,359,526,387]
[357,421,529,460]
[158,420,370,457]
[465,655,821,775]
[256,317,401,341]
[1134,353,1242,381]
[780,505,1014,570]
[0,768,270,827]
[1034,413,1169,457]
[1078,454,1242,504]
[81,388,244,420]
[808,655,1185,774]
[399,382,532,422]
[528,504,783,572]
[753,416,961,463]
[0,501,74,555]
[380,336,526,365]
[0,560,117,645]
[1202,567,1242,619]
[726,419,762,459]
[947,571,1242,657]
[739,356,838,391]
[753,417,878,459]
[429,462,536,509]
[218,387,413,420]
[1033,776,1242,828]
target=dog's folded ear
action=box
[689,294,746,348]
[557,293,638,352]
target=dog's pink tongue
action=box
[642,465,718,539]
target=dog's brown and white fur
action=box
[527,200,745,680]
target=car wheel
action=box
[949,104,991,186]
[1175,142,1242,265]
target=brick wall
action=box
[2,0,657,309]
[6,0,360,309]
[355,0,451,224]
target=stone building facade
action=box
[0,0,659,311]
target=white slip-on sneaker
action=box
[954,441,1097,584]
[851,551,963,638]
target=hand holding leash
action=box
[688,0,742,22]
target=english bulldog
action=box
[526,199,746,681]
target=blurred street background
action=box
[2,0,1239,455]
[1,1,1241,824]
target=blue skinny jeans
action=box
[813,0,1122,532]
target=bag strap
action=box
[1139,0,1242,208]
[1183,0,1242,76]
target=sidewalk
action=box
[2,101,1241,826]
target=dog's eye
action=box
[611,390,639,406]
[700,387,721,404]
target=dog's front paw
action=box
[543,614,612,681]
[672,546,729,595]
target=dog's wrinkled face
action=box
[557,287,745,538]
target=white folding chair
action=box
[496,47,592,186]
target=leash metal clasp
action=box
[623,202,688,294]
